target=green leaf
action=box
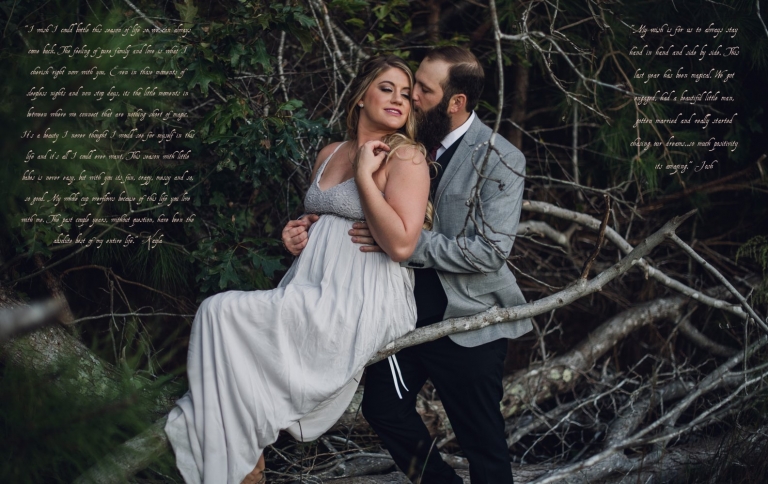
[251,39,271,72]
[345,18,365,28]
[251,252,283,278]
[372,4,392,20]
[278,99,303,112]
[293,12,315,28]
[210,191,226,208]
[187,60,225,96]
[174,0,198,25]
[218,254,241,289]
[291,28,314,52]
[230,43,246,68]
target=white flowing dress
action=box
[164,142,417,483]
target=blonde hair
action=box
[345,55,418,142]
[344,56,435,230]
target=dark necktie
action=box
[428,145,439,162]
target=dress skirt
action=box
[164,214,416,483]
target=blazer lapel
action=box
[434,116,484,210]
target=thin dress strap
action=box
[314,141,348,184]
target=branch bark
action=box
[0,286,175,413]
[669,232,768,332]
[0,298,65,342]
[369,209,695,364]
[522,200,746,318]
[500,295,687,419]
[527,335,768,484]
[677,313,738,357]
[517,220,571,248]
[74,418,170,484]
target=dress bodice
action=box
[304,142,366,221]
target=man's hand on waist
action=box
[349,222,383,253]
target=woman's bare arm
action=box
[354,142,430,262]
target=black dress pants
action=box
[361,335,513,484]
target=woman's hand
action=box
[353,140,390,178]
[281,214,320,256]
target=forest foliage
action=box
[1,0,767,482]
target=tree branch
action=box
[579,194,611,279]
[370,210,695,364]
[523,201,746,317]
[668,233,767,333]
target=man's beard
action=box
[415,95,452,151]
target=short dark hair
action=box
[424,46,485,112]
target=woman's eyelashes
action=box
[380,86,410,99]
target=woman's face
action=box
[358,67,412,133]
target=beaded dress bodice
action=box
[304,142,366,221]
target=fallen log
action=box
[499,295,686,419]
[0,285,176,415]
[74,418,170,484]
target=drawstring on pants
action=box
[387,355,409,399]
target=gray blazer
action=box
[402,115,533,347]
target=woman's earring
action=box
[358,102,364,108]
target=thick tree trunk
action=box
[0,284,175,412]
[425,0,443,43]
[74,418,170,484]
[499,296,686,419]
[506,58,529,150]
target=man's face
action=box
[414,58,453,149]
[413,58,450,113]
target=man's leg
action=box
[423,337,512,484]
[362,344,463,484]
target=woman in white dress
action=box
[164,55,431,484]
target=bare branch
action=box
[74,418,170,484]
[758,0,768,40]
[517,221,571,248]
[371,209,695,364]
[0,298,66,342]
[668,233,768,333]
[579,195,611,279]
[677,313,738,357]
[523,201,746,317]
[122,0,163,30]
[529,335,768,484]
[70,312,195,325]
[501,295,687,419]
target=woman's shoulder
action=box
[388,142,427,166]
[310,141,346,179]
[316,141,346,163]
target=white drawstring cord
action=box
[387,355,409,399]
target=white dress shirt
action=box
[435,110,476,160]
